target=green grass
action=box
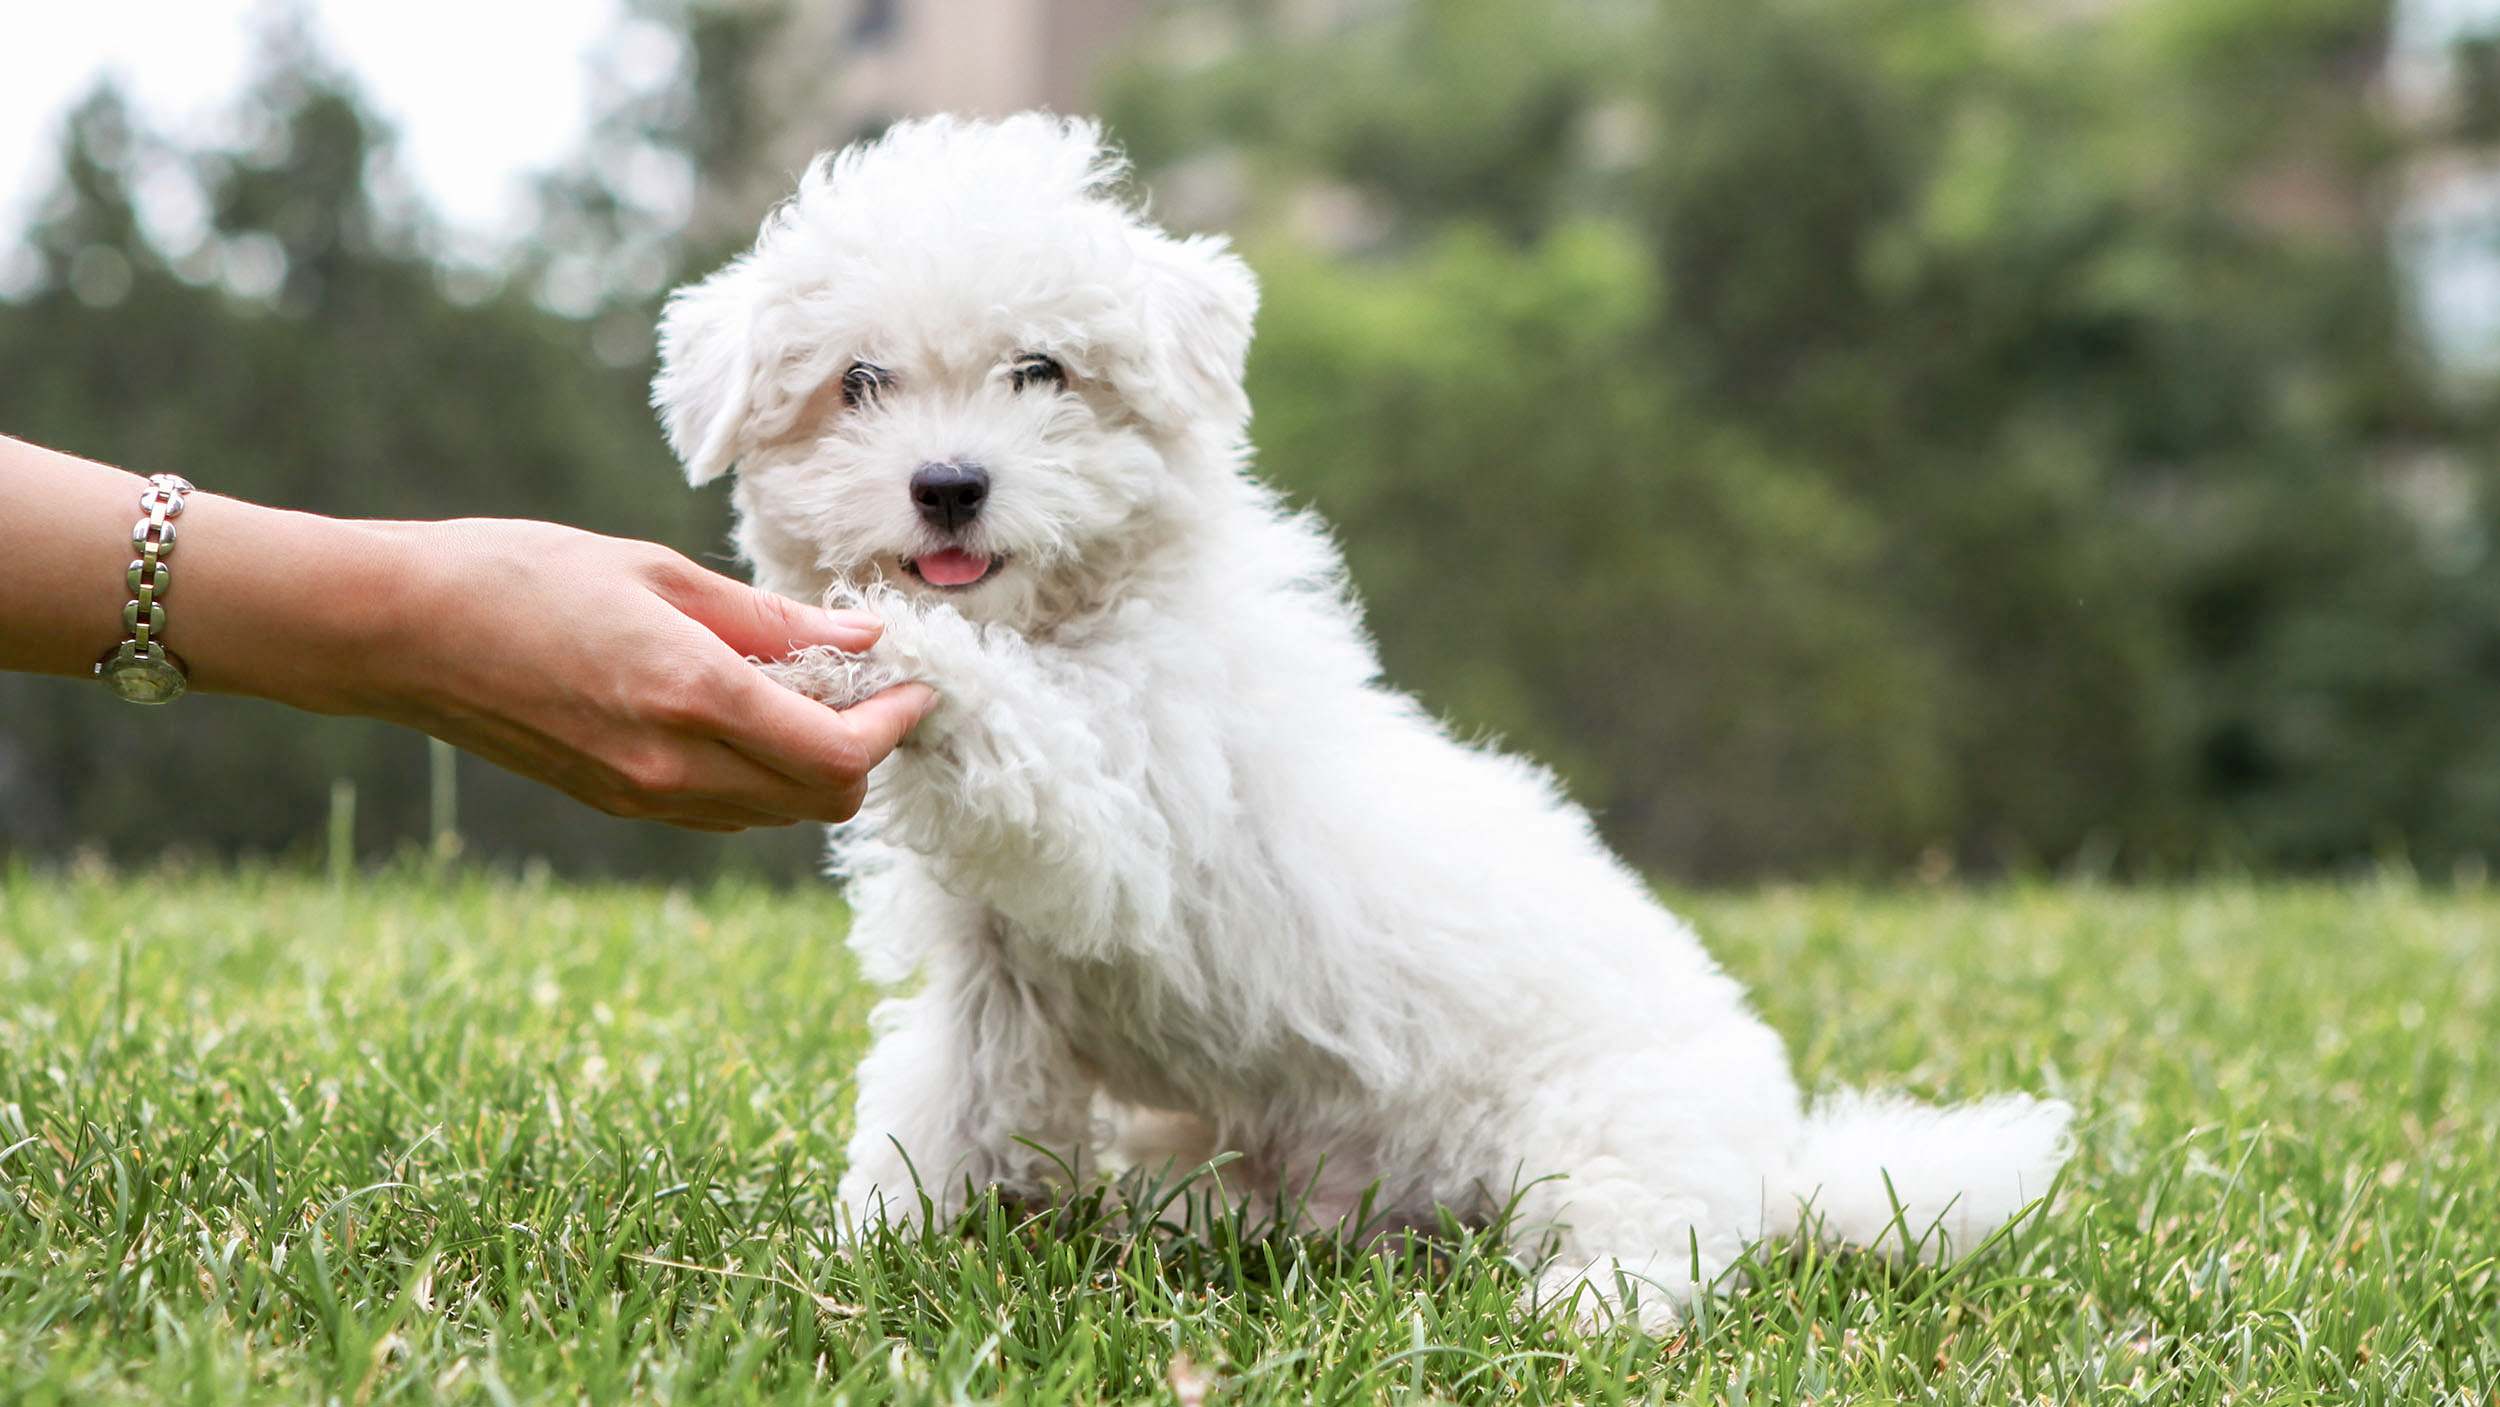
[0,864,2493,1404]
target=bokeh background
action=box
[6,0,2500,884]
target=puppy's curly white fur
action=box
[654,113,2071,1329]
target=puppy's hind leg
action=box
[1508,1043,1802,1332]
[1516,1178,1743,1334]
[835,957,1098,1239]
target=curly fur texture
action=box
[660,113,2071,1329]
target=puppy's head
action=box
[652,114,1258,628]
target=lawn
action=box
[0,863,2492,1404]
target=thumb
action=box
[832,682,940,763]
[669,567,883,659]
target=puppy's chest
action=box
[989,919,1323,1106]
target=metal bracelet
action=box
[94,473,195,705]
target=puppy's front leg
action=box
[835,956,1097,1236]
[844,599,1192,957]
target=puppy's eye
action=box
[1009,353,1065,393]
[840,362,891,408]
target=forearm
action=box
[0,434,410,710]
[5,433,932,829]
[1,436,155,679]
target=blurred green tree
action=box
[0,41,813,877]
[1248,225,1953,875]
[1110,0,2500,876]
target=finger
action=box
[667,747,866,825]
[428,709,814,828]
[721,677,936,805]
[630,790,799,829]
[662,562,884,660]
[834,682,940,760]
[615,715,872,825]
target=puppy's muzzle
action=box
[911,461,990,533]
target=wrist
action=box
[171,497,427,714]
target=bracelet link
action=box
[96,473,196,705]
[127,556,172,598]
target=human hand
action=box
[184,513,934,830]
[384,521,936,830]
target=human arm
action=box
[1,434,932,830]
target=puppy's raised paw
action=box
[759,582,931,709]
[761,583,987,731]
[761,645,910,711]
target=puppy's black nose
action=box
[910,461,989,533]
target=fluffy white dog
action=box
[652,113,2071,1328]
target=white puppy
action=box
[653,113,2070,1328]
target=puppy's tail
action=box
[1772,1090,2072,1260]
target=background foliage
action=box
[6,0,2500,881]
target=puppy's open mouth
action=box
[903,548,1005,589]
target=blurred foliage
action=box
[0,42,815,879]
[8,0,2500,880]
[1247,226,1953,875]
[1110,0,2500,877]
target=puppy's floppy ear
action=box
[1126,231,1259,435]
[652,263,765,485]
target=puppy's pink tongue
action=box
[915,549,993,586]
